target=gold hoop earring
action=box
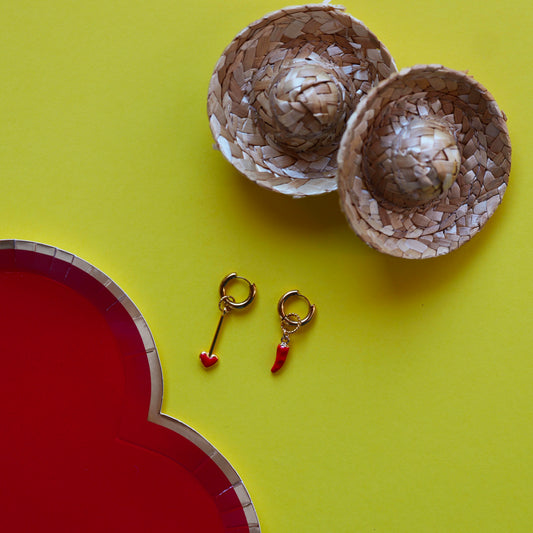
[271,290,316,373]
[199,273,256,368]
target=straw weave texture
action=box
[208,4,396,197]
[337,65,511,259]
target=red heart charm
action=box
[0,240,259,533]
[200,351,219,368]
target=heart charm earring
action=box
[199,273,257,368]
[271,290,316,373]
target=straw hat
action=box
[337,65,512,259]
[208,4,396,197]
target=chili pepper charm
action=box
[271,290,316,374]
[271,342,290,373]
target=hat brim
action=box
[337,65,512,258]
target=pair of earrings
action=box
[199,272,316,373]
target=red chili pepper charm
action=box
[272,290,315,374]
[271,343,290,373]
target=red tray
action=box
[0,240,259,532]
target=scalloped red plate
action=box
[0,240,259,532]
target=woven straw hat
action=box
[337,65,512,259]
[208,4,396,197]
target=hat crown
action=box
[368,118,461,208]
[253,59,351,153]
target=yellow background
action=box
[1,1,532,531]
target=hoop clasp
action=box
[277,290,316,327]
[219,272,257,311]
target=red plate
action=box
[0,240,259,532]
